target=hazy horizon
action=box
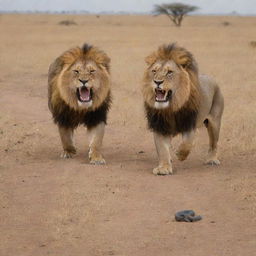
[0,0,256,15]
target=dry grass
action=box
[58,19,77,26]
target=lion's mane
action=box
[48,43,111,129]
[143,43,200,136]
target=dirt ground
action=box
[0,14,256,256]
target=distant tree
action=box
[153,3,198,27]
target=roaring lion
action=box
[142,43,224,175]
[48,43,111,164]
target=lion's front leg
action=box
[58,126,76,158]
[176,130,196,161]
[87,122,106,165]
[153,132,173,175]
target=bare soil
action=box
[0,14,255,256]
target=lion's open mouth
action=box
[155,88,172,102]
[76,86,92,102]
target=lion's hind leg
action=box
[204,118,221,165]
[204,87,224,165]
[58,126,76,158]
[176,130,196,161]
[88,122,106,165]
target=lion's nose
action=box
[79,79,89,85]
[154,80,164,87]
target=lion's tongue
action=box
[156,90,166,101]
[79,87,90,101]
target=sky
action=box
[0,0,256,15]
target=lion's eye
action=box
[73,70,79,74]
[152,70,156,74]
[90,70,96,74]
[167,70,173,76]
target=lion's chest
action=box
[50,97,110,129]
[145,104,198,136]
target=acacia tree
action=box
[153,3,198,27]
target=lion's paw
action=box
[61,146,76,159]
[176,149,190,161]
[153,165,173,175]
[61,150,75,159]
[90,157,106,165]
[89,151,106,165]
[205,158,220,166]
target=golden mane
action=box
[143,43,201,136]
[143,43,200,112]
[48,43,111,113]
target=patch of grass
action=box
[249,41,256,48]
[221,21,231,26]
[58,20,77,26]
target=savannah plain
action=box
[0,14,256,255]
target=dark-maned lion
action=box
[48,43,111,164]
[142,43,224,175]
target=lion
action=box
[142,43,224,175]
[48,43,111,164]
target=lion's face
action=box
[62,59,108,108]
[53,45,111,111]
[143,59,192,111]
[146,59,185,109]
[143,44,199,112]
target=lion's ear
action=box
[145,52,157,66]
[103,55,111,66]
[176,52,198,74]
[60,47,82,65]
[177,53,192,69]
[100,54,110,71]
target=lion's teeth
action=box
[79,87,90,101]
